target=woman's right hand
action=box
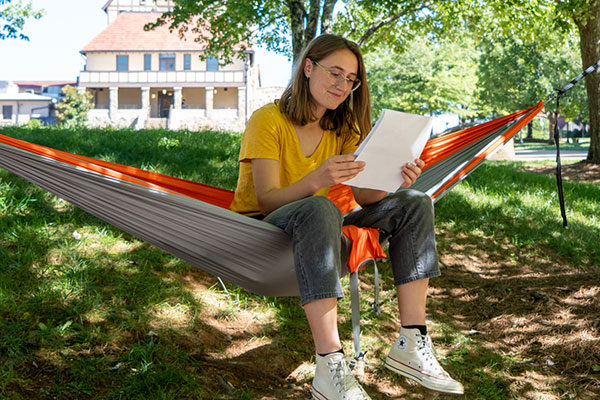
[309,154,365,188]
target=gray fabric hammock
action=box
[0,102,542,359]
[0,102,542,296]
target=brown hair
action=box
[278,34,371,142]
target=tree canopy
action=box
[0,0,44,40]
[149,0,599,162]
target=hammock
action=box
[0,101,542,294]
[0,101,542,359]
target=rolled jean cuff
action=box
[393,269,441,287]
[300,290,345,306]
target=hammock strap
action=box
[554,97,568,227]
[549,58,600,228]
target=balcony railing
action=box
[78,70,245,86]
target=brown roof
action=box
[81,12,250,53]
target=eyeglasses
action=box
[311,59,361,92]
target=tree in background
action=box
[149,0,599,162]
[0,0,43,40]
[476,34,587,143]
[461,0,599,161]
[366,36,479,122]
[55,86,94,129]
[146,0,445,63]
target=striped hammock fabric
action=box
[0,101,543,297]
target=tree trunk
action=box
[574,2,600,163]
[288,0,305,63]
[527,121,533,139]
[547,111,557,145]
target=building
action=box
[12,81,77,102]
[0,81,54,126]
[78,0,260,131]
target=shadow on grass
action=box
[422,163,600,399]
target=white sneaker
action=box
[384,327,464,395]
[312,352,372,400]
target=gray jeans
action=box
[263,189,441,305]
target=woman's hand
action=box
[400,158,425,188]
[309,154,365,188]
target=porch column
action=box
[141,87,150,113]
[174,87,182,109]
[109,86,118,121]
[237,86,246,122]
[206,86,214,118]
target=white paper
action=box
[345,109,433,192]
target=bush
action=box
[24,119,45,129]
[55,85,94,129]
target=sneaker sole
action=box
[384,356,464,395]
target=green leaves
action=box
[0,0,44,40]
[55,85,94,129]
[365,36,479,119]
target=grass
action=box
[514,137,590,152]
[0,125,598,399]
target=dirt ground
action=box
[524,160,600,184]
[190,161,600,400]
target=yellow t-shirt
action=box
[230,102,360,216]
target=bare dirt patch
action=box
[524,160,600,184]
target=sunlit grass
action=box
[0,126,598,399]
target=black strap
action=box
[553,99,568,228]
[549,58,600,228]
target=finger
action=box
[335,154,359,162]
[403,163,422,177]
[415,158,425,168]
[336,161,365,171]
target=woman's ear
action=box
[303,58,313,78]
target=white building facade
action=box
[0,81,53,126]
[79,0,259,131]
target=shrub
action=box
[55,85,94,129]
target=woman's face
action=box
[304,48,358,117]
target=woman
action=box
[230,34,463,399]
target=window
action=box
[144,54,152,71]
[159,53,176,71]
[206,56,218,71]
[184,54,191,70]
[2,105,12,120]
[116,55,129,71]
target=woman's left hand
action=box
[400,158,425,188]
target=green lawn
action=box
[1,126,598,399]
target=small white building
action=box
[0,82,53,126]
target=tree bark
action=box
[574,2,600,163]
[321,0,336,34]
[288,0,305,63]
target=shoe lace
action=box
[328,357,369,399]
[416,334,450,377]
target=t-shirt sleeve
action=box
[341,129,362,155]
[239,105,282,162]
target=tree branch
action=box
[356,1,433,47]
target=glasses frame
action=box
[311,59,361,92]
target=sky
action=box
[1,0,457,131]
[0,0,293,86]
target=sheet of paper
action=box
[345,109,433,193]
